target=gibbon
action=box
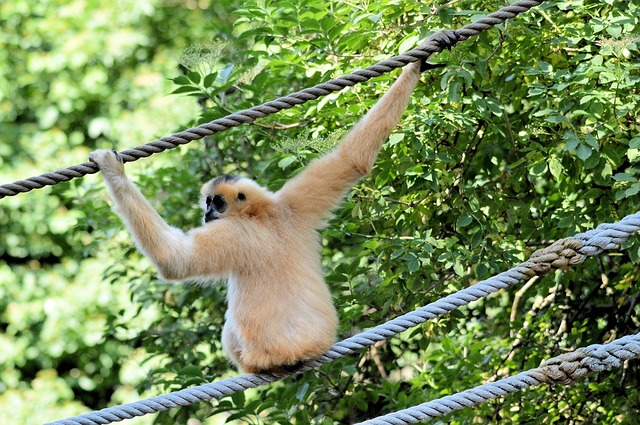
[90,59,429,373]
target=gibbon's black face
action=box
[204,194,226,222]
[203,174,243,223]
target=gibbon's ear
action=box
[240,193,272,219]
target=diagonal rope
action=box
[0,0,545,199]
[358,332,640,424]
[46,211,640,425]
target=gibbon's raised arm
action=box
[277,61,422,228]
[89,150,240,280]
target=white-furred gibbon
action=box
[90,59,430,373]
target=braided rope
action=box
[0,0,545,199]
[540,332,640,384]
[46,211,640,424]
[359,333,640,424]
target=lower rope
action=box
[47,211,640,425]
[358,333,640,424]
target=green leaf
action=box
[203,72,219,87]
[584,134,599,150]
[537,60,553,73]
[178,365,203,378]
[576,145,592,161]
[169,86,203,95]
[613,173,636,182]
[388,133,405,146]
[398,35,419,54]
[549,157,563,179]
[278,156,296,169]
[564,131,580,152]
[296,382,310,401]
[408,258,420,273]
[545,115,570,125]
[530,161,547,176]
[172,75,190,85]
[456,214,473,229]
[625,183,640,197]
[187,71,201,84]
[391,248,404,260]
[231,390,245,407]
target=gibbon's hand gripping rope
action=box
[47,211,640,425]
[0,0,545,199]
[358,332,640,425]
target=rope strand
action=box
[358,333,640,424]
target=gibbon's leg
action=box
[221,322,243,370]
[278,60,424,227]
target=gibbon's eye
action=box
[237,192,246,201]
[205,196,213,208]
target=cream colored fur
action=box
[90,61,422,373]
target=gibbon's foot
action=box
[276,359,306,374]
[252,359,306,375]
[89,149,125,176]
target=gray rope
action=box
[540,332,640,384]
[46,211,640,424]
[358,332,640,424]
[0,0,545,199]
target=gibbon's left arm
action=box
[278,61,423,228]
[89,150,239,280]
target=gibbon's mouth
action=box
[204,210,221,223]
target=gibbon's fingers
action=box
[111,150,124,164]
[419,30,461,72]
[432,29,461,51]
[420,61,446,72]
[89,149,125,176]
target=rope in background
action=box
[358,332,640,424]
[47,211,640,425]
[0,0,545,199]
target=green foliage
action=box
[2,0,640,423]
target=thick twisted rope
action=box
[358,332,640,424]
[0,0,545,199]
[47,211,640,425]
